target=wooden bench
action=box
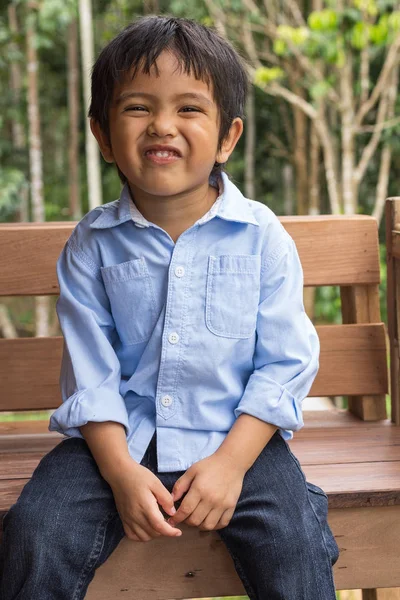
[1,202,400,599]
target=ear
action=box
[215,117,243,164]
[90,118,114,163]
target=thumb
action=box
[171,472,194,502]
[152,480,177,517]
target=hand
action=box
[167,452,246,531]
[108,461,182,542]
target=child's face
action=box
[91,50,242,199]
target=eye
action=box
[180,106,201,113]
[124,106,148,112]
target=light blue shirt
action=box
[49,171,320,472]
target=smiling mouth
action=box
[145,150,180,158]
[144,150,181,164]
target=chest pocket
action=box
[100,257,157,346]
[205,255,261,339]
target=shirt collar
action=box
[90,171,259,230]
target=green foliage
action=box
[0,167,27,218]
[253,66,285,86]
[315,286,342,324]
[309,80,333,100]
[354,0,378,17]
[308,9,338,32]
[276,25,309,46]
[350,21,371,49]
[314,243,388,326]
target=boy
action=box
[0,15,339,599]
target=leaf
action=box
[350,22,371,49]
[310,80,332,99]
[273,39,287,56]
[308,9,338,32]
[253,66,285,86]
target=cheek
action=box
[187,122,219,149]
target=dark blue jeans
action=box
[0,430,339,599]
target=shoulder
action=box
[245,198,294,263]
[63,199,121,264]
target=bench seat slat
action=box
[1,489,400,594]
[0,423,399,511]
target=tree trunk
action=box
[144,0,160,12]
[8,4,29,223]
[79,0,103,210]
[282,163,294,215]
[291,80,308,215]
[26,3,50,338]
[244,83,255,199]
[68,18,82,220]
[309,121,320,215]
[373,65,399,226]
[340,56,356,214]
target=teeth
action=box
[147,150,178,157]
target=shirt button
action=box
[168,332,180,344]
[161,395,173,407]
[175,266,185,277]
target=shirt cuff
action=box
[234,374,304,434]
[48,388,130,438]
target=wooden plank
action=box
[0,223,71,296]
[302,463,400,507]
[1,425,400,510]
[0,505,399,594]
[291,425,400,465]
[387,200,400,425]
[0,216,380,295]
[0,433,62,454]
[303,409,384,427]
[86,505,400,595]
[0,337,62,410]
[341,284,387,421]
[0,323,389,411]
[0,420,53,435]
[391,229,400,261]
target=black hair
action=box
[88,15,249,184]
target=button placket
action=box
[155,230,197,421]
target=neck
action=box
[128,180,219,241]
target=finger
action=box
[132,522,153,542]
[122,522,140,542]
[152,479,178,517]
[168,490,201,525]
[214,508,235,530]
[183,502,210,527]
[171,471,195,502]
[146,495,182,537]
[199,508,224,531]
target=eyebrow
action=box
[115,91,214,107]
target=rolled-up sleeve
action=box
[48,236,129,438]
[234,235,320,439]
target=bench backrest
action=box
[0,215,389,422]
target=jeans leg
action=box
[217,431,339,600]
[0,434,154,600]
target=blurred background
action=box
[1,1,399,597]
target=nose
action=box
[147,111,178,138]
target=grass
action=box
[0,410,53,422]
